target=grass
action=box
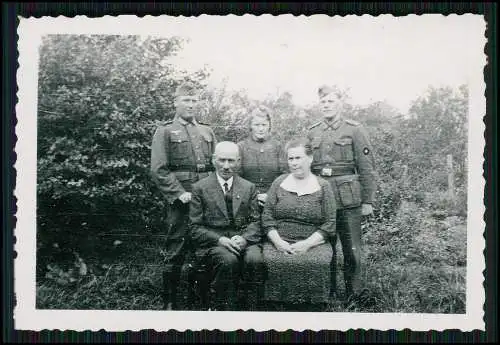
[36,199,467,313]
[358,200,467,314]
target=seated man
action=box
[189,141,265,311]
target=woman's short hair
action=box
[285,137,313,156]
[247,105,272,131]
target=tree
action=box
[400,85,468,189]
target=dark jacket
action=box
[189,174,262,251]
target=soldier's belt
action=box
[170,164,214,173]
[312,167,356,177]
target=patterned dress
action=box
[261,174,337,304]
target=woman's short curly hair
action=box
[247,105,272,132]
[285,137,313,157]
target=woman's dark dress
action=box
[261,174,337,304]
[237,137,287,194]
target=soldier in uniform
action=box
[150,81,217,310]
[307,85,376,304]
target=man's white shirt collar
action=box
[216,173,234,192]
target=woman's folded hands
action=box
[273,238,294,254]
[289,240,310,254]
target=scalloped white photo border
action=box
[14,14,486,332]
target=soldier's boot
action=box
[344,250,370,309]
[162,269,181,310]
[171,266,183,310]
[329,235,339,301]
[162,271,173,310]
[337,208,363,305]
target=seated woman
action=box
[261,137,337,309]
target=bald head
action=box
[214,141,239,157]
[213,141,240,180]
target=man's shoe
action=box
[344,288,372,310]
[327,293,344,311]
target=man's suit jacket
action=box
[189,174,262,251]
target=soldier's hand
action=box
[257,193,268,206]
[178,192,192,204]
[361,203,373,216]
[218,236,241,255]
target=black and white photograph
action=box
[15,14,486,331]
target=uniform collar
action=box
[323,117,343,130]
[176,116,198,127]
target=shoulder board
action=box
[197,121,211,126]
[345,119,360,126]
[308,121,322,130]
[154,119,173,128]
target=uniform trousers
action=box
[330,206,363,299]
[162,200,190,309]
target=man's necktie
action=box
[223,182,235,226]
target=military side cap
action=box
[308,121,322,130]
[318,85,339,99]
[175,81,201,97]
[345,118,360,126]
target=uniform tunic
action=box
[151,116,217,203]
[307,118,376,208]
[237,137,287,194]
[261,174,337,304]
